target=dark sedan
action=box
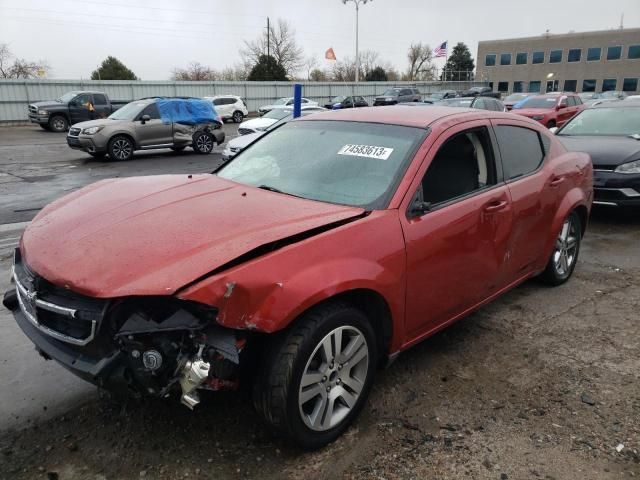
[323,95,368,109]
[555,102,640,208]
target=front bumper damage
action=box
[3,249,246,409]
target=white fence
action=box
[0,79,488,124]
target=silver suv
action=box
[66,98,225,161]
[373,87,422,105]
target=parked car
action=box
[422,90,457,104]
[578,92,596,103]
[512,93,585,128]
[4,105,592,449]
[238,106,325,135]
[625,95,640,101]
[205,95,248,123]
[323,95,368,109]
[433,96,506,111]
[503,93,535,111]
[27,90,127,132]
[373,87,421,105]
[460,86,502,99]
[258,97,318,115]
[222,109,324,161]
[66,97,224,160]
[553,101,640,208]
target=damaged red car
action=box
[3,106,592,449]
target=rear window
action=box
[495,126,545,180]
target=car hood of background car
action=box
[21,174,365,298]
[228,131,265,149]
[557,135,640,167]
[512,107,552,116]
[31,101,65,109]
[239,117,277,131]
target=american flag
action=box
[434,41,448,58]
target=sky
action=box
[1,0,639,79]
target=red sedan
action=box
[4,106,592,449]
[511,93,586,128]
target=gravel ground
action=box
[0,209,638,480]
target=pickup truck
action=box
[28,90,126,132]
[460,86,502,99]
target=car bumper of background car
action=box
[593,170,640,207]
[28,114,49,125]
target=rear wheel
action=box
[232,110,244,123]
[48,115,68,133]
[253,302,377,449]
[108,135,134,161]
[540,211,581,285]
[192,131,215,154]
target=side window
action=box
[73,94,92,106]
[418,128,497,207]
[401,89,412,96]
[301,98,309,104]
[495,125,544,181]
[213,98,224,106]
[474,98,486,109]
[93,94,107,105]
[566,97,576,106]
[574,96,583,105]
[140,104,160,120]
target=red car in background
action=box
[511,93,585,128]
[4,106,592,449]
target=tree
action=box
[0,43,49,79]
[241,19,304,77]
[304,55,318,80]
[440,42,475,81]
[171,61,217,81]
[329,50,380,81]
[91,56,137,80]
[219,62,252,81]
[309,68,328,81]
[365,66,387,81]
[247,55,287,81]
[406,43,433,81]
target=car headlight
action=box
[38,109,48,115]
[532,115,545,120]
[615,159,640,174]
[81,126,103,135]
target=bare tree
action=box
[0,43,49,79]
[329,50,381,82]
[241,18,304,77]
[358,50,380,78]
[304,55,318,80]
[171,62,218,81]
[406,42,434,81]
[219,61,252,81]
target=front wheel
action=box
[192,131,215,154]
[108,135,134,161]
[88,152,106,159]
[540,211,581,285]
[48,115,68,133]
[253,302,377,449]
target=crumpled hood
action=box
[21,175,364,298]
[557,135,640,167]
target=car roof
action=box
[298,105,523,129]
[592,100,640,108]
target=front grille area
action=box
[69,127,81,136]
[13,249,108,346]
[29,105,38,114]
[238,128,254,135]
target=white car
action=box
[204,95,248,123]
[625,95,640,101]
[257,97,318,115]
[238,106,325,135]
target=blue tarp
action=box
[156,98,220,126]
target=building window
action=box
[587,47,601,61]
[532,51,544,64]
[549,49,562,63]
[582,79,597,92]
[500,53,511,65]
[622,78,638,92]
[513,81,524,93]
[485,54,496,66]
[607,46,622,60]
[628,45,640,59]
[564,80,577,92]
[529,81,541,93]
[602,78,617,91]
[567,49,581,62]
[516,52,527,65]
[488,82,494,90]
[497,81,509,92]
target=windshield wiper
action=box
[257,184,303,199]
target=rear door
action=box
[92,93,110,118]
[134,103,173,147]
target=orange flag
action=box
[325,48,337,61]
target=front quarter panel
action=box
[177,210,407,352]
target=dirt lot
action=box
[0,208,638,480]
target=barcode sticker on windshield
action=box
[337,144,394,160]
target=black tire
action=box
[546,120,557,129]
[540,211,582,286]
[39,124,51,131]
[170,146,186,152]
[107,135,134,161]
[253,301,377,450]
[232,110,244,123]
[48,115,68,133]
[192,131,215,154]
[88,152,106,159]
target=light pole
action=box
[342,0,370,82]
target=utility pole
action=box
[267,17,270,58]
[342,0,370,82]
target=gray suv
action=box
[66,98,225,161]
[373,87,421,105]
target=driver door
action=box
[69,93,93,124]
[134,104,173,147]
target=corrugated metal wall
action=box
[0,79,487,123]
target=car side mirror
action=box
[549,126,558,134]
[140,114,151,124]
[409,199,432,217]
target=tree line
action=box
[1,19,475,81]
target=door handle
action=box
[484,200,508,213]
[549,176,565,187]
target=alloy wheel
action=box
[112,139,132,160]
[553,216,579,276]
[196,134,213,152]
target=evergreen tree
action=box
[91,56,138,80]
[247,55,288,81]
[440,43,475,81]
[365,66,388,81]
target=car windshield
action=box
[513,97,557,109]
[56,91,80,103]
[437,98,474,107]
[330,96,347,103]
[263,108,293,120]
[382,89,401,96]
[558,107,640,136]
[108,101,148,120]
[218,120,426,209]
[505,94,528,102]
[273,98,289,105]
